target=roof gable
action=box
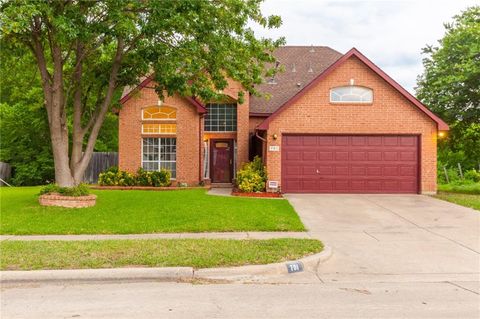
[258,48,449,131]
[120,76,206,114]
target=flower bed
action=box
[231,189,282,198]
[90,185,210,191]
[39,193,97,208]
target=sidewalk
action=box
[0,231,311,241]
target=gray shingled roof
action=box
[121,46,343,114]
[250,46,342,114]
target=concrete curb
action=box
[0,246,332,284]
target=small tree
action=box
[1,0,283,187]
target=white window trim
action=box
[141,138,177,180]
[329,86,373,104]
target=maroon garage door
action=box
[282,135,419,193]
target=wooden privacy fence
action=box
[0,162,12,186]
[83,152,118,184]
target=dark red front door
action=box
[282,135,419,193]
[211,140,233,183]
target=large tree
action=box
[1,0,283,187]
[416,6,480,169]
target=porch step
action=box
[211,183,233,188]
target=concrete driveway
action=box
[285,194,480,287]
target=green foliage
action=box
[417,6,480,171]
[0,39,118,185]
[98,167,171,187]
[98,168,135,186]
[40,183,90,197]
[136,168,171,187]
[0,0,283,186]
[464,169,480,183]
[236,156,267,192]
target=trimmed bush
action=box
[236,156,267,192]
[98,167,171,187]
[98,167,135,186]
[136,168,171,187]
[39,183,90,196]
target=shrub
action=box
[236,156,267,192]
[39,183,90,196]
[464,169,480,183]
[98,167,170,187]
[136,168,171,187]
[98,169,135,186]
[437,166,461,184]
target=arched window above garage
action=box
[330,86,373,103]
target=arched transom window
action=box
[142,106,176,120]
[141,106,177,134]
[330,86,373,103]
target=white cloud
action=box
[251,0,477,93]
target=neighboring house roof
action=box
[250,46,343,114]
[258,48,449,131]
[119,76,206,114]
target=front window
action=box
[330,86,373,103]
[204,103,237,132]
[142,138,176,179]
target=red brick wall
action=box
[119,79,250,185]
[264,56,438,194]
[119,86,201,185]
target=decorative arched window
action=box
[142,106,176,120]
[141,105,177,178]
[330,86,373,103]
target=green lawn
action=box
[434,192,480,211]
[0,187,304,234]
[437,182,480,195]
[0,238,322,270]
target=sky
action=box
[251,0,477,94]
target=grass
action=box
[0,238,323,270]
[434,192,480,211]
[0,187,304,234]
[437,182,480,195]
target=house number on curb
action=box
[286,261,304,273]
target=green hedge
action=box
[39,183,90,196]
[98,166,171,187]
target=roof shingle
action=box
[250,46,342,114]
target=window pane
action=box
[142,138,176,178]
[204,103,237,132]
[330,86,373,103]
[143,106,177,120]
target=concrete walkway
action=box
[206,187,233,197]
[0,231,311,241]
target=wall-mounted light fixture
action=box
[438,131,447,138]
[157,99,163,106]
[272,133,278,140]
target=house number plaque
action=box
[286,261,304,273]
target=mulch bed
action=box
[231,189,283,198]
[90,186,211,191]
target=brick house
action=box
[118,47,448,194]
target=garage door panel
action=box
[303,151,316,160]
[282,135,418,193]
[335,151,349,161]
